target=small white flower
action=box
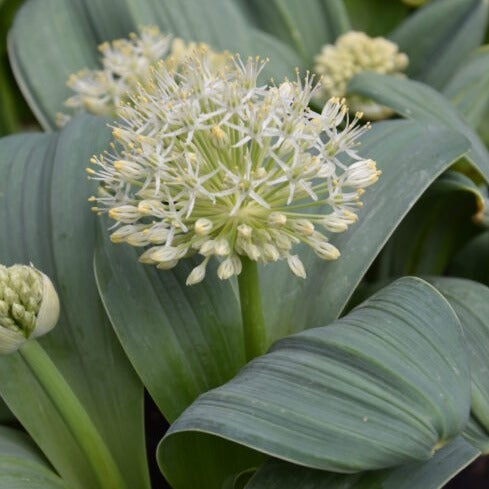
[287,255,307,279]
[89,51,379,283]
[186,258,210,285]
[217,257,236,280]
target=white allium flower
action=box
[57,26,229,126]
[88,51,380,284]
[314,31,408,120]
[0,264,60,354]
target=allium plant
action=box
[88,51,378,357]
[2,1,489,489]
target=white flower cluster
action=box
[314,31,408,119]
[57,26,228,126]
[88,52,380,285]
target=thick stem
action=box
[19,340,127,489]
[237,257,267,361]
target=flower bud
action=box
[321,216,348,233]
[186,259,209,285]
[0,264,60,354]
[313,241,341,260]
[268,212,287,226]
[291,219,315,236]
[237,224,253,239]
[214,238,231,256]
[210,125,230,148]
[217,257,235,280]
[287,255,306,279]
[194,218,213,236]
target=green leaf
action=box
[260,120,469,341]
[0,116,150,489]
[428,277,489,452]
[245,437,478,489]
[160,278,471,479]
[390,0,489,89]
[94,240,244,424]
[0,426,71,489]
[344,0,409,36]
[233,0,350,65]
[374,171,485,278]
[463,416,489,453]
[443,46,489,128]
[348,73,489,183]
[8,0,300,130]
[450,231,489,286]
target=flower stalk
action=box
[19,340,127,489]
[237,257,267,360]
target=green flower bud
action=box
[0,264,60,354]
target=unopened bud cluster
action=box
[314,31,408,119]
[0,264,60,354]
[57,26,228,126]
[89,51,380,285]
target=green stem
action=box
[19,340,127,489]
[237,257,267,361]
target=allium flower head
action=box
[314,31,408,119]
[0,264,60,354]
[88,51,380,284]
[57,26,228,126]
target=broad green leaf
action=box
[348,73,489,184]
[160,278,471,481]
[0,116,150,489]
[443,46,489,128]
[390,0,489,89]
[8,0,101,130]
[374,171,485,278]
[157,433,264,489]
[233,0,350,65]
[344,0,409,36]
[260,121,469,341]
[0,426,71,489]
[428,277,489,452]
[450,231,489,286]
[245,437,478,489]
[8,0,299,130]
[94,239,243,424]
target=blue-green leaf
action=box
[390,0,488,89]
[160,278,471,482]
